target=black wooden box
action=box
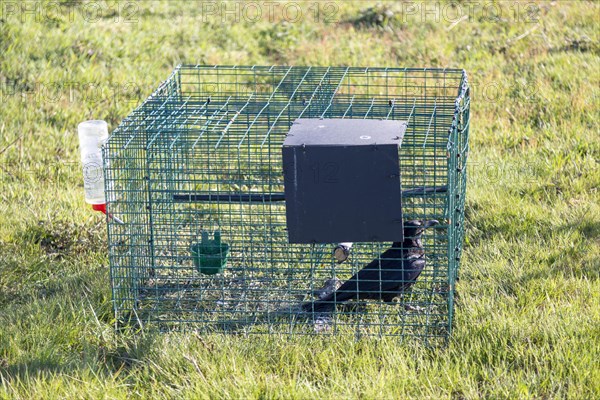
[282,118,407,244]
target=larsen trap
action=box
[104,65,470,343]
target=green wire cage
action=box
[104,65,470,344]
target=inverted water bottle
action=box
[78,120,123,224]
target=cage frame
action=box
[103,65,470,344]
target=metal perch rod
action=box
[171,185,448,203]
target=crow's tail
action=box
[301,300,335,313]
[301,292,338,313]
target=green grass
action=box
[1,1,599,398]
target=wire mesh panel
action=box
[104,65,470,344]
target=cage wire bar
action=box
[104,65,470,344]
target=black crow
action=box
[302,220,439,313]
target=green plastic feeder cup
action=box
[190,231,229,275]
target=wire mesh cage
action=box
[104,65,470,344]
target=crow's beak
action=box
[423,219,440,228]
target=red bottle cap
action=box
[91,203,107,214]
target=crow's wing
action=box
[337,254,426,296]
[303,250,427,311]
[398,257,426,289]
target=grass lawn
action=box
[1,1,599,398]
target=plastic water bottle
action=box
[78,120,108,204]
